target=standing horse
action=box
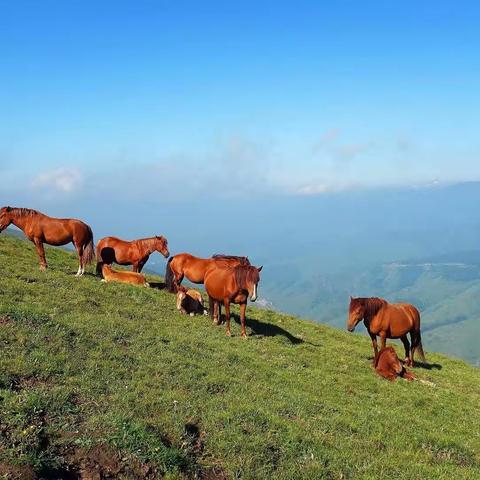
[165,253,250,293]
[204,264,262,337]
[0,206,94,275]
[347,296,425,367]
[96,235,169,275]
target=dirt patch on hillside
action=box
[0,462,36,480]
[0,444,161,480]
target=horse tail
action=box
[165,257,176,293]
[415,331,426,362]
[82,226,95,265]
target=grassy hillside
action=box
[1,234,479,479]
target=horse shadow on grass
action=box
[413,361,442,371]
[148,282,166,290]
[228,313,316,346]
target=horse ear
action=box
[6,206,12,212]
[350,295,353,301]
[257,265,263,272]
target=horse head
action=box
[155,236,170,258]
[0,206,13,233]
[245,265,263,302]
[347,296,365,332]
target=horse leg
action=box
[174,273,184,292]
[75,243,84,276]
[33,239,47,271]
[369,332,378,365]
[132,263,139,273]
[376,331,387,365]
[401,335,411,366]
[212,300,220,325]
[409,331,418,367]
[240,303,247,338]
[208,296,215,321]
[224,300,231,336]
[137,261,145,273]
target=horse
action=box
[374,346,415,381]
[347,296,425,367]
[176,287,207,316]
[101,264,149,287]
[165,253,250,293]
[204,264,262,337]
[96,235,169,275]
[0,206,94,275]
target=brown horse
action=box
[0,206,94,275]
[347,296,425,367]
[101,264,149,287]
[374,346,415,381]
[204,264,262,337]
[96,235,169,275]
[165,253,250,293]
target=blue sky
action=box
[1,1,480,205]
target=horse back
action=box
[384,303,420,336]
[34,215,90,245]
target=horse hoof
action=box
[39,266,47,272]
[226,330,231,337]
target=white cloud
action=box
[31,167,84,193]
[295,183,331,196]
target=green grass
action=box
[1,234,479,479]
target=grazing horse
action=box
[165,253,250,293]
[0,206,94,275]
[204,264,262,337]
[347,296,425,367]
[96,235,169,275]
[101,264,149,287]
[374,346,415,381]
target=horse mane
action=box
[135,236,167,256]
[212,254,250,265]
[351,297,387,318]
[234,265,259,289]
[9,207,40,218]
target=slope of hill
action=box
[1,234,479,479]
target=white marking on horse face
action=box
[251,283,257,302]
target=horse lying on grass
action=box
[176,287,208,316]
[374,346,415,381]
[101,264,149,287]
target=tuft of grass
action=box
[0,233,479,479]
